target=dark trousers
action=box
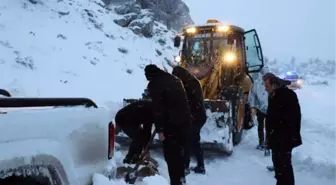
[256,109,267,145]
[244,103,254,129]
[163,134,187,185]
[184,121,205,169]
[272,148,295,185]
[117,120,152,157]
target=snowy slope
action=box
[0,0,179,106]
[1,0,335,185]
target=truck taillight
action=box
[108,122,115,160]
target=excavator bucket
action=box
[199,99,234,154]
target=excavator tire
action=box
[221,86,245,145]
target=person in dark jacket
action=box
[171,66,207,175]
[115,100,154,164]
[263,72,302,185]
[144,64,192,185]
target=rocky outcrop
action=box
[111,0,193,36]
[135,0,193,31]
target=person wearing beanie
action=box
[263,72,302,185]
[144,64,192,185]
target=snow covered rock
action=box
[113,3,155,37]
[128,13,154,38]
[112,0,193,32]
[113,13,138,27]
[135,0,193,31]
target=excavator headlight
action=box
[223,52,236,63]
[186,27,197,34]
[217,25,230,32]
[174,56,181,63]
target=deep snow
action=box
[0,0,179,106]
[94,82,336,185]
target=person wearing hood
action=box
[170,65,207,175]
[144,64,192,185]
[263,72,302,185]
[248,67,270,150]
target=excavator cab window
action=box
[184,33,212,66]
[244,29,264,73]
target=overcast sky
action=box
[183,0,335,62]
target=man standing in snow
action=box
[263,73,302,185]
[169,64,207,175]
[144,64,192,185]
[248,67,270,151]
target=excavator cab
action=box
[173,20,265,153]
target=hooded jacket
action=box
[144,64,192,135]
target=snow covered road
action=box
[94,82,336,185]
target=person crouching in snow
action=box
[115,99,154,164]
[248,67,270,151]
[165,62,207,175]
[144,64,192,185]
[263,72,302,185]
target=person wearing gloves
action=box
[248,67,270,151]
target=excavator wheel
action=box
[221,86,245,145]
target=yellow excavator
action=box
[117,19,265,154]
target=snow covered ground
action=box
[94,82,336,185]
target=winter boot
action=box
[266,165,275,171]
[123,154,139,164]
[123,141,142,164]
[256,143,264,150]
[191,166,206,174]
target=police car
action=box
[284,71,303,90]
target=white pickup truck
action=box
[0,97,115,185]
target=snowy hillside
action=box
[0,0,181,106]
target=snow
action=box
[0,0,335,185]
[0,0,178,106]
[200,110,232,150]
[98,84,336,185]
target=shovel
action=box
[117,128,159,184]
